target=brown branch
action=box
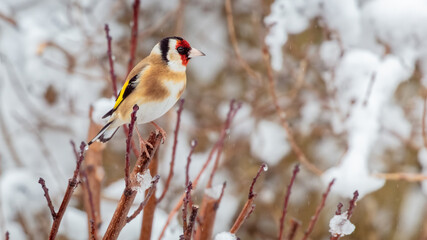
[186,140,197,188]
[127,0,141,75]
[140,149,159,240]
[46,141,86,240]
[230,163,267,234]
[157,99,185,203]
[103,132,162,240]
[194,182,227,240]
[125,105,139,188]
[423,95,427,148]
[38,178,56,220]
[5,231,9,240]
[104,24,118,98]
[278,164,300,240]
[262,45,323,176]
[335,203,343,216]
[127,175,160,223]
[302,179,335,240]
[224,0,262,83]
[182,182,193,234]
[374,172,427,182]
[186,206,199,239]
[158,100,241,240]
[286,219,301,240]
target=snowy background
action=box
[1,0,427,239]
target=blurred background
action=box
[1,0,427,239]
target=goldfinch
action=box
[88,36,205,145]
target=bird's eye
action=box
[177,46,185,54]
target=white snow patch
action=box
[204,184,224,200]
[250,120,290,166]
[329,212,355,237]
[133,170,153,193]
[214,232,237,240]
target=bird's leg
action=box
[135,125,152,157]
[151,121,167,142]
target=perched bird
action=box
[88,36,205,146]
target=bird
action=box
[88,36,205,147]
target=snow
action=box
[329,212,355,237]
[214,231,237,240]
[205,183,224,200]
[250,120,290,166]
[133,170,153,193]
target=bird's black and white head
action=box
[151,36,205,72]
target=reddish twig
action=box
[89,220,96,240]
[182,182,193,233]
[5,231,9,240]
[346,191,359,220]
[185,140,197,188]
[43,141,86,240]
[302,179,335,240]
[335,203,343,216]
[126,175,160,223]
[207,100,242,188]
[81,171,98,239]
[104,24,118,97]
[125,105,139,188]
[186,206,199,238]
[38,178,56,219]
[157,99,185,203]
[230,163,267,234]
[278,164,300,240]
[158,100,241,240]
[287,219,301,240]
[103,133,162,240]
[127,0,141,75]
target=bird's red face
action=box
[175,40,192,66]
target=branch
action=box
[128,0,141,75]
[302,179,335,240]
[182,182,193,233]
[38,178,56,219]
[262,45,322,176]
[81,171,98,239]
[103,132,162,240]
[158,100,241,240]
[125,105,139,188]
[104,24,118,97]
[278,164,300,240]
[374,172,427,182]
[46,141,86,240]
[186,140,197,188]
[286,219,300,240]
[330,190,359,240]
[5,231,9,240]
[157,99,185,203]
[126,175,160,223]
[230,163,267,234]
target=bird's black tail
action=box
[88,121,120,145]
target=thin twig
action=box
[335,203,343,216]
[207,100,242,188]
[103,133,162,240]
[423,95,427,148]
[128,0,141,75]
[81,171,98,239]
[286,219,301,240]
[186,206,199,238]
[182,182,193,233]
[262,45,322,176]
[47,141,86,240]
[89,220,96,240]
[224,0,262,83]
[38,178,57,219]
[125,105,139,188]
[5,231,9,240]
[374,172,427,182]
[278,164,300,240]
[302,179,335,240]
[127,175,160,223]
[230,163,267,234]
[186,140,197,188]
[346,191,359,220]
[158,100,241,240]
[157,99,185,203]
[104,24,118,97]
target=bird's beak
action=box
[188,48,205,58]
